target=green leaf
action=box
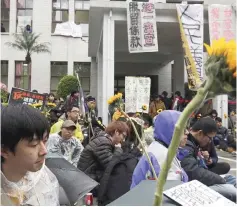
[222,82,234,92]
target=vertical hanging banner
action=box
[127,1,158,53]
[176,4,203,90]
[125,76,151,113]
[208,5,236,42]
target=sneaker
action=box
[232,151,236,157]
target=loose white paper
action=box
[164,180,236,206]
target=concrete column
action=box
[213,95,228,128]
[69,0,75,22]
[158,62,172,95]
[97,49,103,118]
[9,0,16,33]
[7,60,15,92]
[90,57,97,98]
[173,54,185,96]
[31,0,51,93]
[101,11,115,125]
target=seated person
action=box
[1,105,59,206]
[180,117,236,201]
[78,121,129,183]
[47,120,84,167]
[131,110,189,189]
[214,117,228,147]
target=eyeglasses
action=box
[205,134,213,141]
[71,110,80,114]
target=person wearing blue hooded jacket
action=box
[131,110,189,189]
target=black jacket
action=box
[78,131,123,182]
[180,134,226,186]
[98,152,140,206]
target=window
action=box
[114,76,125,94]
[1,0,10,32]
[51,61,68,93]
[1,61,8,85]
[52,0,69,33]
[15,61,31,90]
[74,62,90,94]
[75,1,89,36]
[17,0,33,32]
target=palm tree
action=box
[5,27,50,64]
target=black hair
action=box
[162,91,168,97]
[210,110,218,116]
[32,89,38,93]
[48,93,55,97]
[192,117,218,135]
[71,91,79,96]
[215,117,222,123]
[1,104,49,162]
[175,91,181,96]
[65,105,79,118]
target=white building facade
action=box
[1,0,235,125]
[1,0,91,94]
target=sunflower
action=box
[157,109,163,114]
[107,93,123,105]
[142,104,147,111]
[204,38,236,76]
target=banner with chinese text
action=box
[176,4,203,90]
[208,5,236,43]
[8,87,46,110]
[127,1,158,53]
[125,76,151,113]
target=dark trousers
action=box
[208,162,231,175]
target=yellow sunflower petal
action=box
[204,43,213,56]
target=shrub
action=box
[1,89,9,103]
[56,75,79,100]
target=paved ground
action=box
[217,150,236,176]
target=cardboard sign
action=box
[8,87,46,110]
[164,180,236,206]
[125,76,151,113]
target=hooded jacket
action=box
[131,110,188,189]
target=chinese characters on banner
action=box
[125,76,151,113]
[208,5,236,43]
[127,2,158,53]
[8,87,46,110]
[176,4,203,90]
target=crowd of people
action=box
[1,89,237,206]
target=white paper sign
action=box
[127,1,158,53]
[125,76,151,113]
[164,180,236,206]
[54,21,82,38]
[208,5,236,42]
[176,4,204,80]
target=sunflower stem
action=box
[153,79,213,206]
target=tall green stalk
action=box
[122,111,158,181]
[153,79,213,206]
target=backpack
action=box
[97,153,140,206]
